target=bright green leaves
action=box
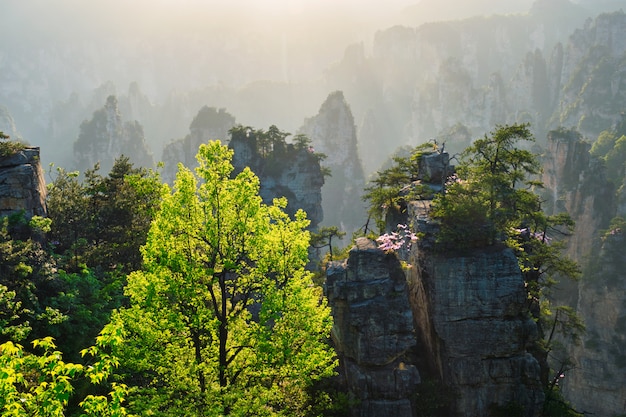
[115,140,336,416]
[0,324,131,417]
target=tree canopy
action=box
[111,140,337,416]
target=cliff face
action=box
[541,131,626,415]
[161,106,236,184]
[298,91,366,233]
[229,133,325,229]
[406,236,544,417]
[73,95,154,174]
[0,146,47,219]
[556,11,626,138]
[326,238,420,417]
[327,220,544,417]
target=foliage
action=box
[0,131,26,158]
[47,156,164,274]
[310,226,346,260]
[0,214,61,344]
[229,125,327,175]
[0,323,131,416]
[431,123,541,247]
[590,130,626,186]
[363,143,439,233]
[112,141,337,416]
[40,157,164,359]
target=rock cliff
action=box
[406,218,544,417]
[541,129,626,415]
[326,238,420,417]
[298,91,366,234]
[327,228,544,417]
[229,130,325,229]
[0,146,47,219]
[73,95,154,174]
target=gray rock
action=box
[0,146,47,218]
[326,237,420,417]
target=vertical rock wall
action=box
[326,238,420,417]
[327,232,544,416]
[406,236,544,417]
[0,146,47,219]
[542,130,626,415]
[298,91,366,233]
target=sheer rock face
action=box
[298,91,365,233]
[161,106,236,184]
[565,232,626,417]
[0,146,47,218]
[73,95,154,174]
[230,135,324,229]
[542,131,626,415]
[326,234,543,417]
[326,238,420,417]
[407,236,543,417]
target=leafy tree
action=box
[363,143,438,233]
[0,131,26,157]
[429,124,582,413]
[0,323,131,416]
[112,141,337,416]
[43,157,163,359]
[0,214,60,345]
[431,123,542,246]
[310,226,346,260]
[47,156,164,274]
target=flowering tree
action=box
[376,224,418,253]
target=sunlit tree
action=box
[113,141,336,416]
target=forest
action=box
[2,1,626,416]
[1,122,594,416]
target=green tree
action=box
[310,226,346,260]
[0,323,131,416]
[363,143,438,233]
[0,214,61,345]
[0,131,25,157]
[44,157,163,359]
[430,124,541,247]
[112,141,336,416]
[429,124,582,414]
[47,156,164,274]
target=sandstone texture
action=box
[0,146,47,219]
[326,238,420,417]
[327,231,544,417]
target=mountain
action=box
[73,95,154,174]
[298,91,367,234]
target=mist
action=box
[0,0,623,169]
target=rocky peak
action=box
[327,221,545,416]
[73,95,154,174]
[161,106,236,184]
[326,237,421,417]
[298,91,366,233]
[405,218,544,416]
[229,130,325,229]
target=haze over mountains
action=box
[1,0,622,172]
[3,1,626,415]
